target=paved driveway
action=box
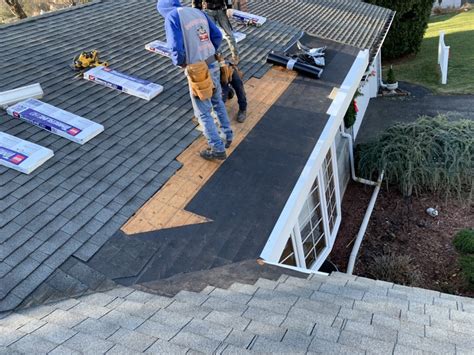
[357,82,474,143]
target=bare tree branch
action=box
[4,0,27,19]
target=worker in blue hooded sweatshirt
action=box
[157,0,234,161]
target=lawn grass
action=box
[390,9,474,94]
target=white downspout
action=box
[341,131,384,275]
[341,132,378,186]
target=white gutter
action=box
[376,12,396,89]
[341,132,384,274]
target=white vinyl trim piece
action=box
[0,83,43,109]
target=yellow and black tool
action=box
[71,50,108,74]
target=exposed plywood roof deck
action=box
[123,68,297,235]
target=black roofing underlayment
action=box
[84,37,359,293]
[0,0,300,311]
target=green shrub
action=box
[387,66,396,84]
[454,229,474,254]
[358,115,474,200]
[365,0,434,59]
[459,254,474,289]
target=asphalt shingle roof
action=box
[0,0,300,311]
[0,0,395,313]
[248,0,395,58]
[1,272,473,354]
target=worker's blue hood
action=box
[157,0,181,18]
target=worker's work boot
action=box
[237,109,247,123]
[200,148,227,161]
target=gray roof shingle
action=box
[248,0,395,58]
[1,272,473,354]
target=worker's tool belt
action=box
[186,60,215,101]
[233,64,244,80]
[220,63,234,86]
[202,1,226,10]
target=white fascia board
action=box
[0,83,43,109]
[260,50,370,263]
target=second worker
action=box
[192,0,240,64]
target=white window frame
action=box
[260,50,370,270]
[322,143,342,247]
[283,143,342,270]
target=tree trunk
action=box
[4,0,27,19]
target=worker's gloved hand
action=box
[226,9,233,18]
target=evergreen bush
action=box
[344,91,362,129]
[358,115,474,201]
[365,0,434,59]
[387,66,397,84]
[454,229,474,254]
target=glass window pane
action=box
[298,201,310,227]
[297,177,328,269]
[311,190,320,206]
[303,239,313,256]
[315,236,327,256]
[301,222,312,241]
[323,149,338,235]
[279,237,296,266]
[305,248,316,267]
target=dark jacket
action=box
[192,0,233,10]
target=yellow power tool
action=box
[71,50,108,72]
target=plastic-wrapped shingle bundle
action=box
[6,99,104,145]
[0,131,54,174]
[83,67,164,101]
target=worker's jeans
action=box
[188,62,233,153]
[222,69,247,111]
[205,9,239,59]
